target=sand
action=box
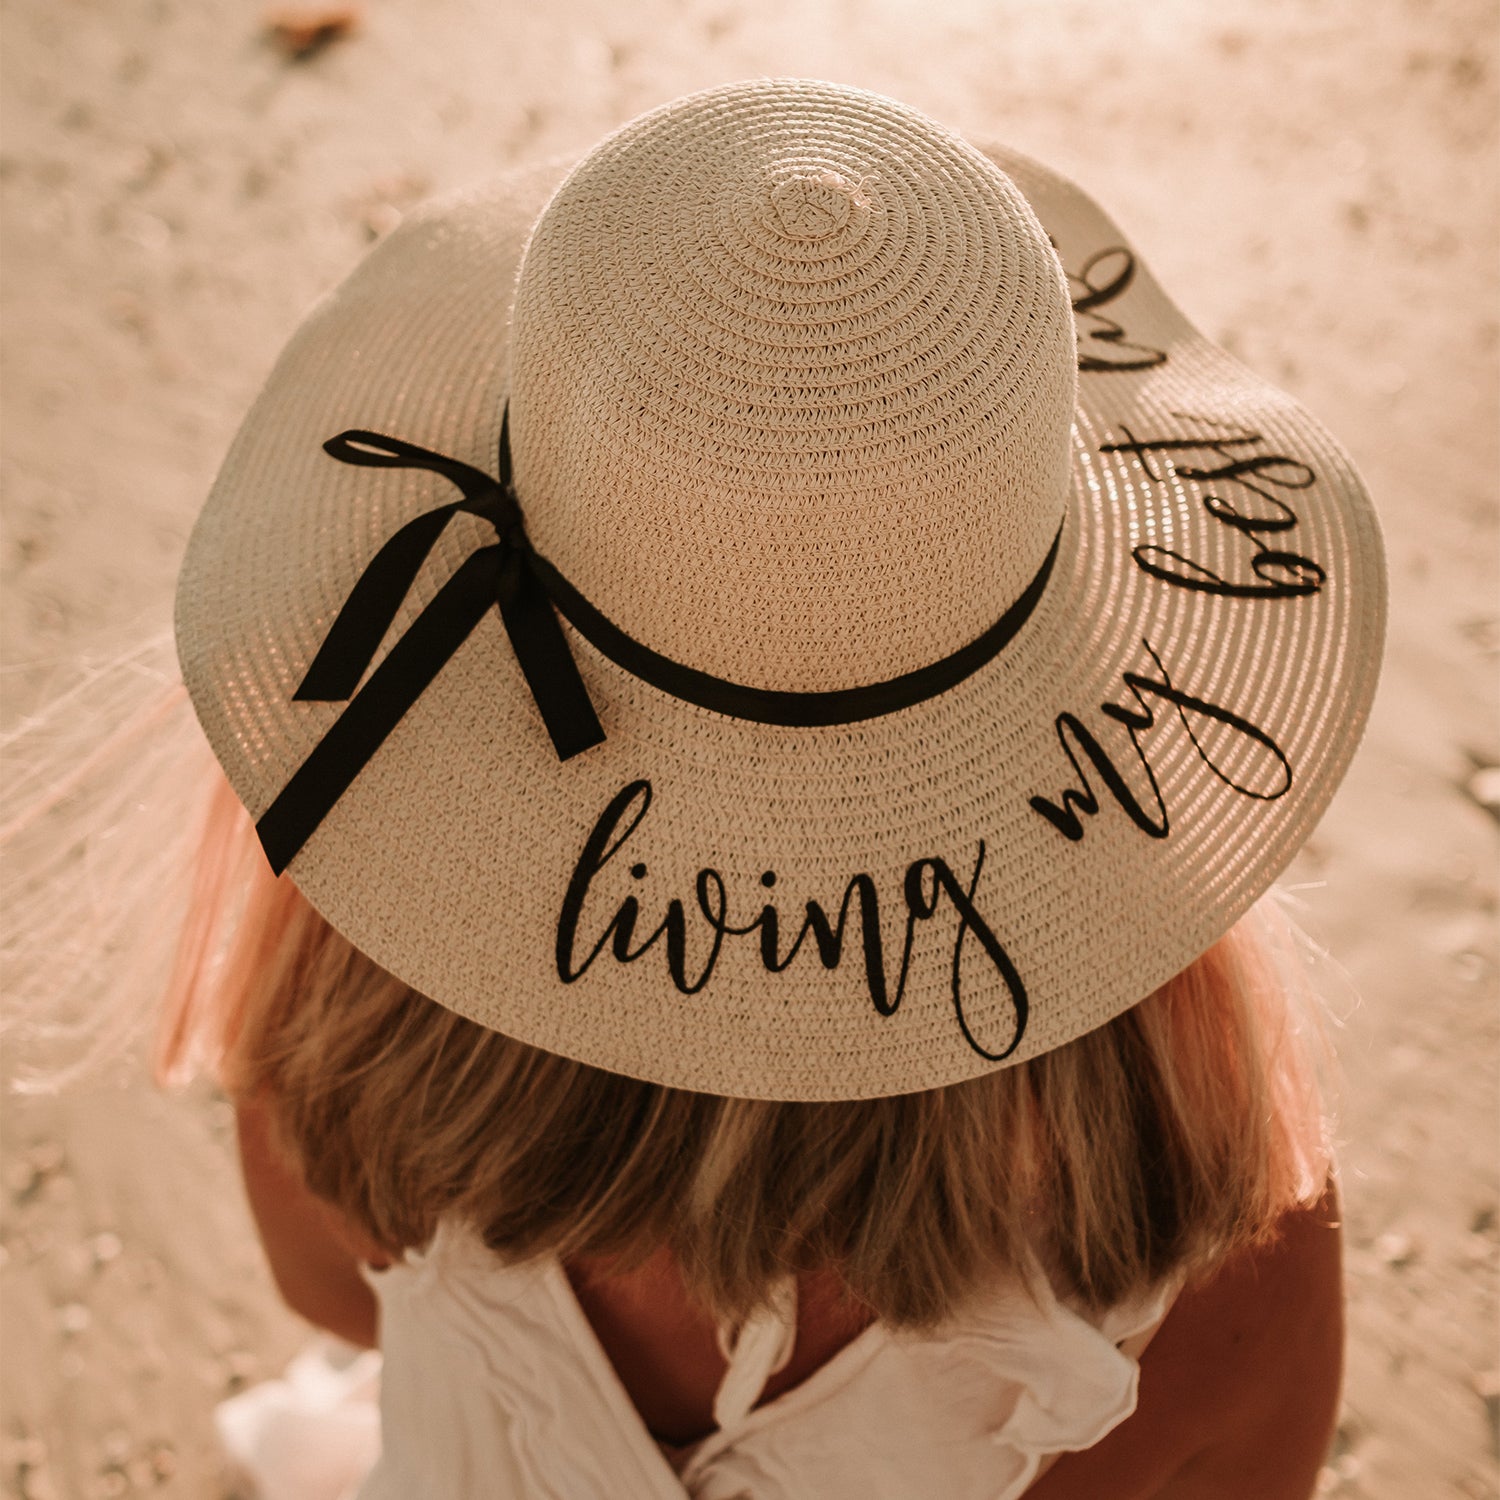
[1,0,1496,1495]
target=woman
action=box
[165,77,1383,1497]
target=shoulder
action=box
[1153,1183,1344,1497]
[1030,1184,1344,1500]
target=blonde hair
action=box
[161,768,1331,1331]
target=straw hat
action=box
[176,78,1385,1101]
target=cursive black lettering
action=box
[1069,247,1169,373]
[1029,712,1168,843]
[775,874,892,1012]
[557,782,1028,1061]
[1101,414,1325,599]
[556,780,653,981]
[910,844,1028,1061]
[1031,640,1293,842]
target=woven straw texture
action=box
[176,79,1385,1101]
[508,85,1074,688]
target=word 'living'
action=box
[556,781,1029,1061]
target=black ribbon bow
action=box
[254,411,1064,876]
[254,414,604,875]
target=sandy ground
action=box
[1,0,1496,1495]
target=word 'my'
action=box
[1030,640,1292,843]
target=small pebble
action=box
[1459,616,1500,656]
[264,4,361,60]
[104,290,151,337]
[101,1429,130,1464]
[90,1231,124,1268]
[1331,1410,1365,1451]
[118,209,171,252]
[1374,1230,1418,1268]
[1452,949,1490,984]
[122,141,172,192]
[362,202,403,240]
[1467,765,1500,815]
[58,1301,91,1335]
[148,1444,177,1481]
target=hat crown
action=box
[768,169,859,239]
[509,79,1077,690]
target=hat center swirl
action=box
[768,171,859,239]
[509,79,1079,691]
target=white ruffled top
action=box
[339,1222,1173,1500]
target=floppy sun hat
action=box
[176,78,1385,1101]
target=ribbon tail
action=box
[257,547,501,874]
[295,503,464,701]
[499,553,605,761]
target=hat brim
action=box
[176,144,1385,1100]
